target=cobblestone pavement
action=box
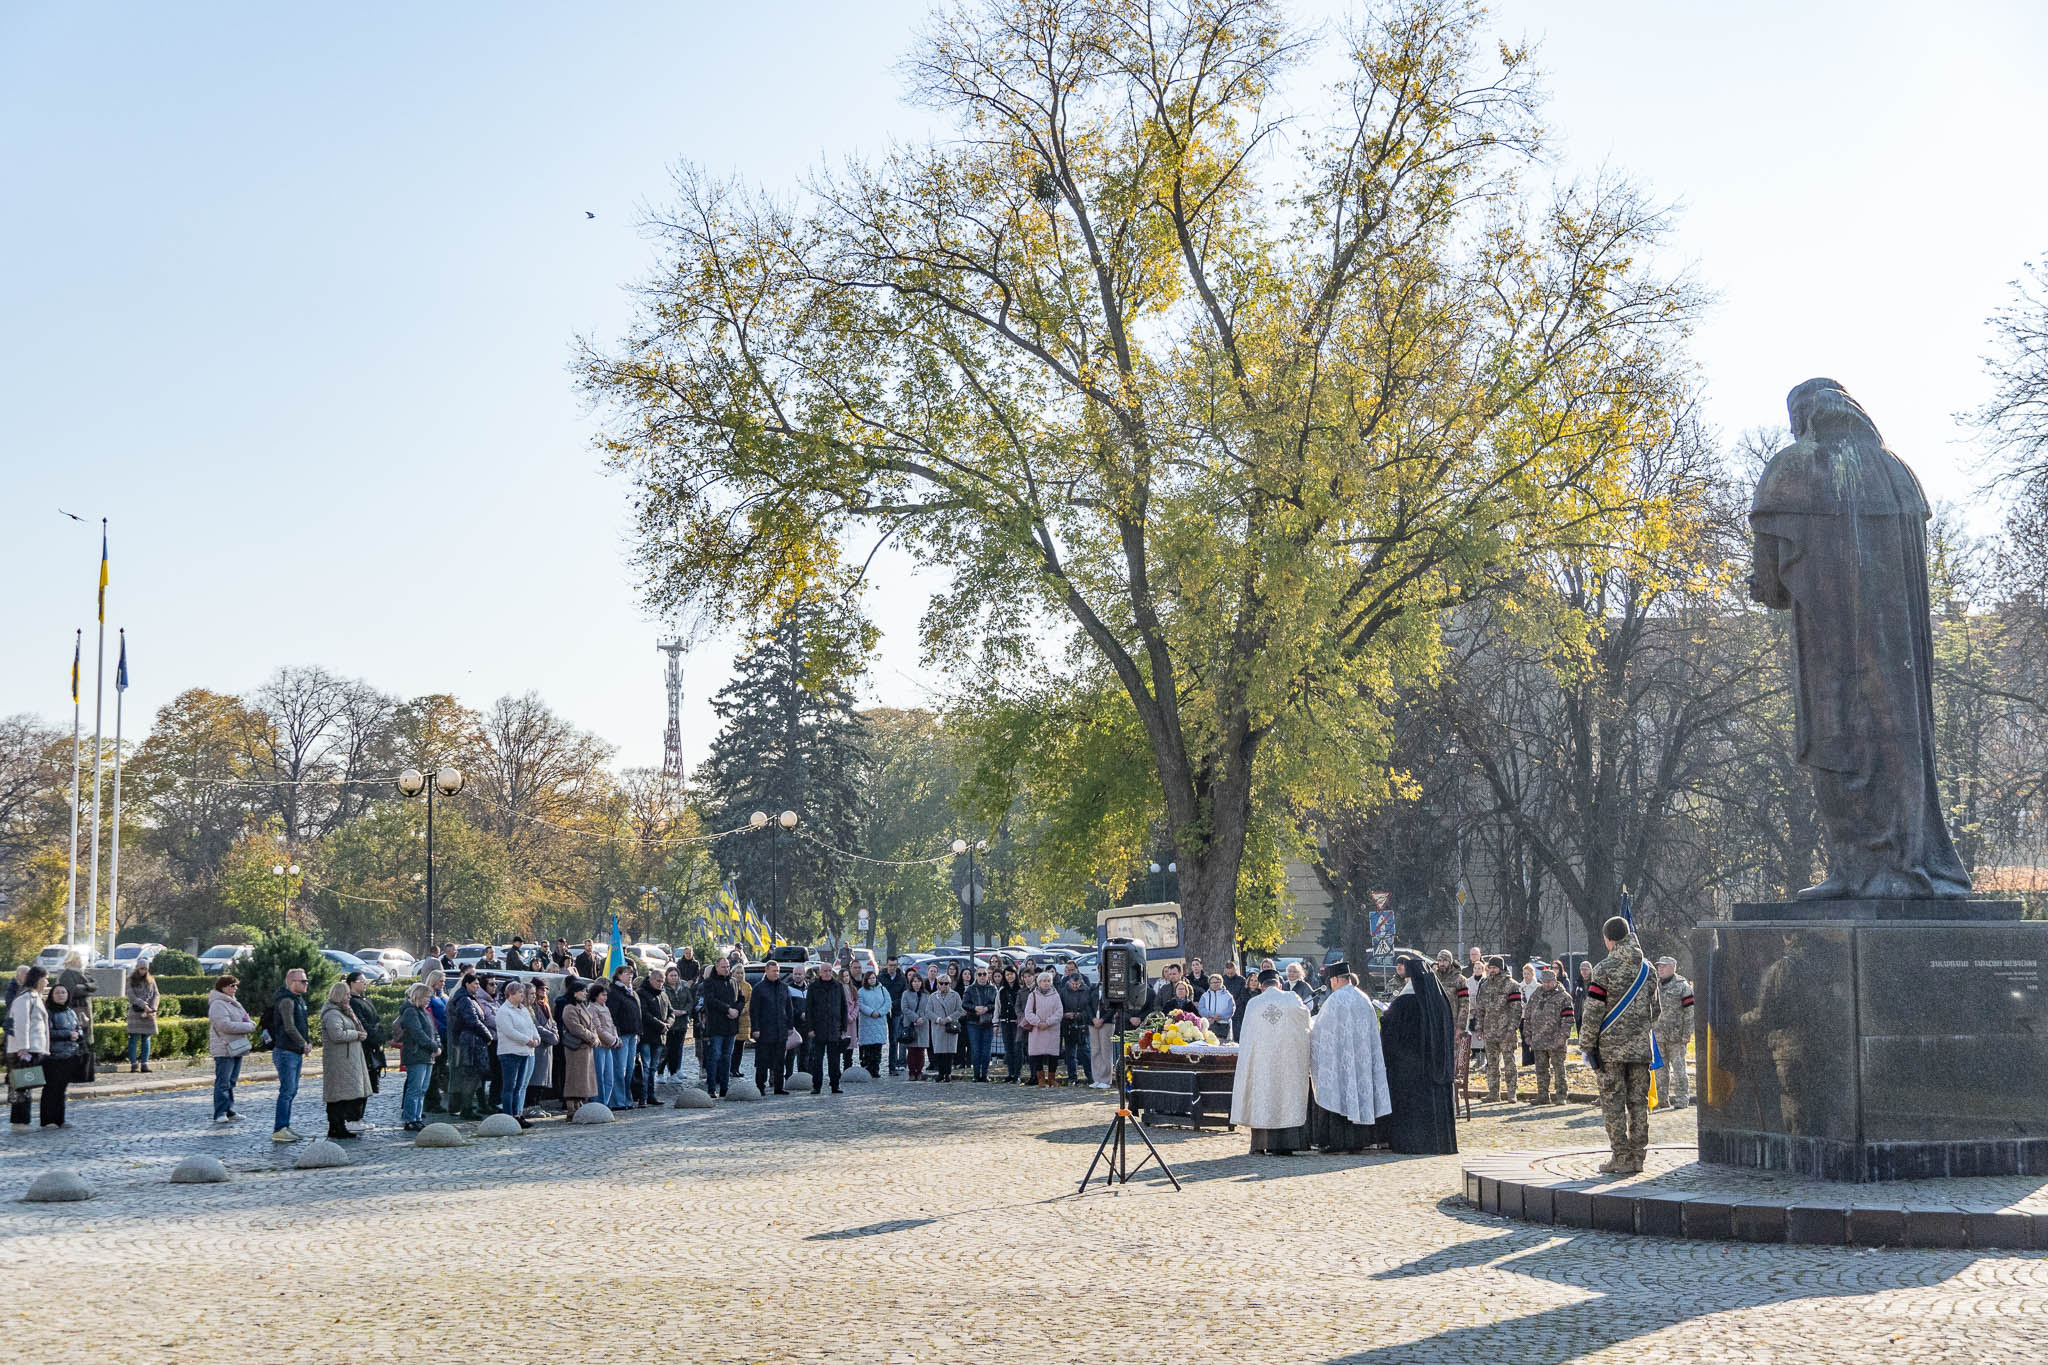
[3,1080,2045,1363]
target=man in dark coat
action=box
[749,961,794,1094]
[1056,963,1097,1085]
[803,962,848,1094]
[675,946,702,984]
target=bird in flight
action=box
[585,211,595,219]
[57,508,83,521]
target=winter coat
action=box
[1057,977,1097,1028]
[558,1002,599,1100]
[749,977,795,1042]
[805,979,848,1042]
[734,976,754,1041]
[914,987,963,1050]
[398,1002,439,1068]
[449,988,493,1068]
[588,1001,620,1050]
[125,980,160,1036]
[320,1001,371,1103]
[529,998,556,1088]
[995,980,1020,1028]
[495,1002,541,1056]
[699,974,741,1038]
[961,982,998,1029]
[637,981,672,1045]
[47,1006,84,1059]
[1020,984,1065,1056]
[856,985,893,1046]
[607,983,643,1039]
[205,990,255,1057]
[9,992,51,1058]
[1523,982,1576,1052]
[1197,986,1235,1026]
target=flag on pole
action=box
[1617,887,1665,1102]
[607,912,625,976]
[116,633,128,692]
[97,524,109,623]
[71,633,80,703]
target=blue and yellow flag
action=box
[97,522,108,623]
[70,630,81,705]
[607,912,625,976]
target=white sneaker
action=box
[270,1127,301,1144]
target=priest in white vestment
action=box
[1230,970,1312,1154]
[1307,962,1393,1152]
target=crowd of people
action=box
[7,928,1692,1178]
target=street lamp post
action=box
[398,766,464,957]
[952,838,986,956]
[270,861,300,929]
[749,809,800,934]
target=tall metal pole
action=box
[65,629,81,945]
[770,826,780,929]
[425,784,436,957]
[85,521,109,954]
[106,630,127,961]
[965,843,977,954]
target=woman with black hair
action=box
[1379,951,1458,1154]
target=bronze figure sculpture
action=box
[1748,378,1971,900]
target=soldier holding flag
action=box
[1580,914,1663,1175]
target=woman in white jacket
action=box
[7,966,52,1128]
[494,979,542,1126]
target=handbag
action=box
[226,1035,253,1058]
[785,1028,803,1051]
[9,1063,46,1091]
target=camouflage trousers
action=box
[1653,1038,1689,1105]
[1531,1047,1567,1102]
[1598,1062,1652,1163]
[1483,1040,1518,1099]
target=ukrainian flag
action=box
[607,912,625,976]
[70,631,80,704]
[97,523,109,623]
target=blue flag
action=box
[1614,888,1661,1070]
[607,912,625,976]
[115,630,128,691]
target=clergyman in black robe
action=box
[1379,952,1458,1155]
[1749,377,1971,899]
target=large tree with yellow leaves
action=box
[582,0,1695,964]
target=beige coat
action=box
[320,997,371,1103]
[125,980,160,1036]
[559,1002,599,1100]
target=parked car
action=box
[320,948,384,983]
[34,943,92,972]
[1072,950,1100,986]
[96,941,168,970]
[198,944,255,972]
[628,942,672,971]
[356,948,417,979]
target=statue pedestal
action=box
[1691,905,2048,1181]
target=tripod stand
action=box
[1076,1042,1181,1194]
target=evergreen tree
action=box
[697,602,869,943]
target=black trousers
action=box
[859,1043,882,1074]
[754,1039,786,1092]
[933,1035,957,1080]
[809,1036,844,1092]
[9,1052,63,1125]
[426,1054,448,1112]
[663,1027,688,1077]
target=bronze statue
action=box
[1749,378,1971,900]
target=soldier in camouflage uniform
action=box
[1471,957,1523,1101]
[1431,952,1464,1005]
[1522,965,1576,1104]
[1579,917,1662,1174]
[1651,955,1694,1108]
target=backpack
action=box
[256,1001,277,1051]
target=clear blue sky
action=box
[5,1,2045,772]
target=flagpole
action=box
[66,629,82,946]
[86,520,109,956]
[107,628,128,963]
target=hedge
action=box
[91,1017,209,1063]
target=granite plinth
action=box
[1730,898,2020,922]
[1691,913,2048,1181]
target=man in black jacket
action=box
[1056,963,1097,1085]
[878,957,908,1075]
[606,969,643,1110]
[804,962,848,1094]
[636,975,672,1107]
[749,961,794,1094]
[269,968,312,1142]
[675,946,702,984]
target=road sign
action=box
[1368,901,1395,967]
[1370,891,1391,912]
[857,908,869,930]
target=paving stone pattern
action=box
[3,1084,2046,1362]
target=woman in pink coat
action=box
[1019,975,1065,1087]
